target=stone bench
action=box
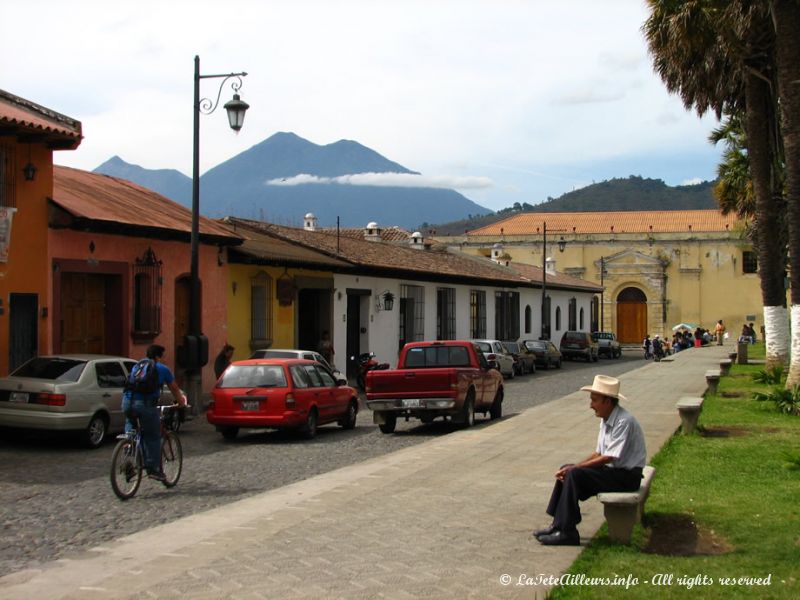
[728,351,737,361]
[719,358,732,376]
[705,369,721,395]
[676,396,704,434]
[597,465,656,543]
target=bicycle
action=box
[110,405,184,500]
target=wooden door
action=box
[61,273,106,354]
[617,302,647,343]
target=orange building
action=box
[0,89,82,374]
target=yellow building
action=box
[443,209,766,344]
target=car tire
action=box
[301,408,318,439]
[459,392,475,428]
[541,360,549,370]
[220,426,239,440]
[530,362,536,375]
[592,352,599,362]
[556,359,562,369]
[84,413,108,449]
[378,413,397,434]
[507,365,515,379]
[340,400,357,430]
[489,388,503,420]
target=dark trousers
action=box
[546,465,643,532]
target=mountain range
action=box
[93,132,491,229]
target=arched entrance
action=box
[616,287,647,343]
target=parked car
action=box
[249,348,345,383]
[559,331,599,362]
[502,341,536,375]
[592,332,622,358]
[0,354,136,448]
[206,358,359,440]
[471,339,515,378]
[365,340,504,432]
[522,340,563,369]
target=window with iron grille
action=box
[132,248,162,336]
[0,143,16,208]
[568,297,577,330]
[494,291,520,340]
[436,287,456,340]
[399,284,425,349]
[251,271,273,346]
[524,305,532,334]
[470,290,486,338]
[742,250,758,274]
[591,296,599,332]
[555,306,562,331]
[580,307,585,330]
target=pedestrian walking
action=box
[715,320,726,346]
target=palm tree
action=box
[644,0,789,367]
[773,0,800,385]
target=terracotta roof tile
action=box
[225,217,597,293]
[0,89,82,148]
[509,263,602,292]
[52,166,239,241]
[468,209,739,236]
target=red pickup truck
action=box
[365,340,504,433]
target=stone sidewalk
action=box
[1,345,730,600]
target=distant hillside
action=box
[93,133,491,229]
[94,156,191,205]
[427,176,718,235]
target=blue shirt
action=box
[125,361,174,402]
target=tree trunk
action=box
[743,65,788,367]
[774,0,800,384]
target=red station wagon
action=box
[206,358,359,440]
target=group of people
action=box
[738,322,758,344]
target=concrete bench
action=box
[597,465,656,543]
[728,351,737,361]
[719,358,732,376]
[676,396,704,434]
[705,369,721,395]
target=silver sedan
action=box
[0,354,137,448]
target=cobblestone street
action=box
[0,354,641,576]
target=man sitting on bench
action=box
[534,375,647,546]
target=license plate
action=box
[402,398,420,408]
[9,392,29,403]
[240,399,260,411]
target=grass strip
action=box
[549,347,800,599]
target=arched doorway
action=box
[616,287,647,343]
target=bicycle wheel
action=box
[110,438,142,500]
[160,431,183,487]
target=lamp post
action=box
[187,55,249,412]
[540,222,566,339]
[599,256,607,331]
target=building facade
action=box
[444,210,765,344]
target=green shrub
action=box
[752,365,784,384]
[753,385,800,415]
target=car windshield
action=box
[474,342,492,353]
[525,341,546,351]
[11,357,87,381]
[405,346,471,368]
[218,365,287,388]
[563,332,586,342]
[249,350,298,360]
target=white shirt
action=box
[596,405,647,469]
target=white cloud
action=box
[681,178,705,186]
[266,172,493,191]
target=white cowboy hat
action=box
[580,374,627,401]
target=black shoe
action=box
[147,470,166,482]
[538,530,581,546]
[532,524,557,539]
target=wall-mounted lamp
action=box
[375,290,395,311]
[23,162,37,182]
[557,236,567,253]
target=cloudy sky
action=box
[2,0,723,212]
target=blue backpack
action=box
[125,359,161,395]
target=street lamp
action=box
[540,222,567,339]
[599,256,608,331]
[186,55,249,412]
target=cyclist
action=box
[122,344,187,481]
